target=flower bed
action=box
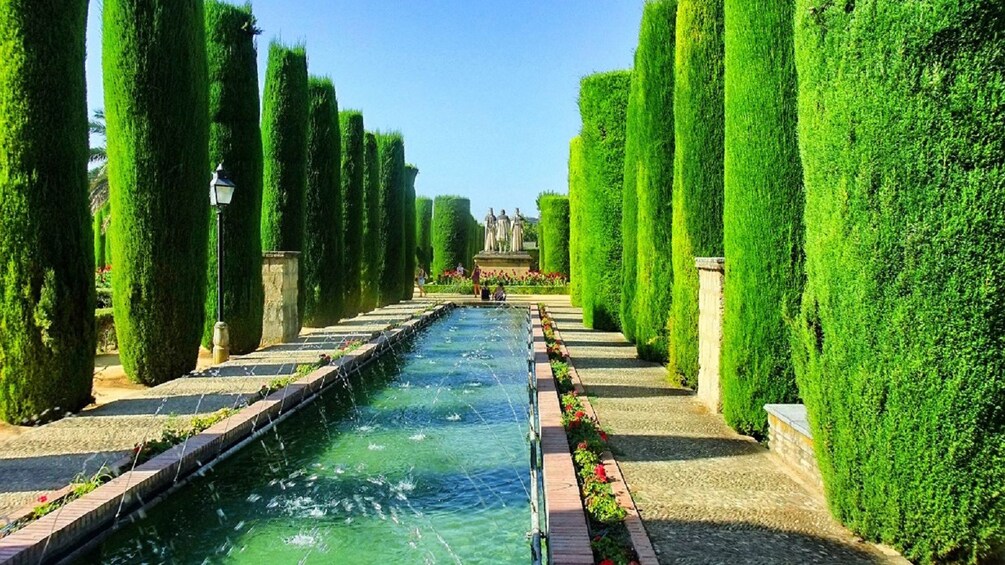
[423,283,569,295]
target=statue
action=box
[511,209,524,252]
[496,209,511,253]
[484,208,497,252]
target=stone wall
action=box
[696,257,725,413]
[765,404,823,491]
[261,251,300,346]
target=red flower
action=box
[600,560,615,565]
[574,410,586,420]
[594,464,608,483]
[599,431,609,442]
[577,441,588,451]
[38,495,48,503]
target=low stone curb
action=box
[0,303,451,565]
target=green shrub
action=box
[568,137,586,307]
[376,133,405,307]
[631,1,677,362]
[339,110,365,318]
[793,2,1005,561]
[0,1,94,422]
[93,206,108,269]
[466,215,479,271]
[95,308,116,353]
[103,0,209,385]
[402,165,419,300]
[538,195,570,276]
[720,0,803,436]
[579,71,631,331]
[619,54,642,343]
[302,78,343,326]
[415,196,433,273]
[202,1,264,354]
[360,131,380,312]
[431,196,471,277]
[669,0,724,386]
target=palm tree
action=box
[88,109,109,213]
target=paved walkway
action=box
[543,300,903,565]
[0,299,438,520]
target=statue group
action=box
[484,208,524,253]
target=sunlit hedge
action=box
[431,196,471,277]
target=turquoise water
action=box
[85,307,532,564]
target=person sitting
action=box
[492,283,506,302]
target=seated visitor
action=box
[492,283,506,302]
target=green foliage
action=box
[302,78,343,326]
[376,133,405,307]
[202,1,264,354]
[568,137,586,307]
[631,1,677,361]
[579,71,631,331]
[93,206,109,269]
[402,165,418,300]
[538,195,570,276]
[360,131,380,312]
[339,110,365,318]
[415,196,433,273]
[103,0,209,385]
[0,1,94,422]
[620,50,642,343]
[466,215,479,271]
[669,0,724,386]
[793,2,1005,561]
[720,0,803,436]
[431,196,471,277]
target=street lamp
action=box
[210,163,236,363]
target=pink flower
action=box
[38,495,47,503]
[577,441,589,451]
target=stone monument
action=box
[484,208,497,252]
[474,207,533,276]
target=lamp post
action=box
[209,163,236,363]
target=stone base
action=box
[261,251,300,346]
[696,257,725,413]
[765,404,823,492]
[474,251,534,276]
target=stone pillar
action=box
[261,251,300,346]
[696,257,725,413]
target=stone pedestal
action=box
[261,251,300,346]
[696,257,725,413]
[474,251,534,276]
[765,404,823,491]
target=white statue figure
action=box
[496,209,511,253]
[484,208,497,252]
[511,208,524,252]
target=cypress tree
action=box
[620,57,641,343]
[360,131,380,312]
[579,71,631,331]
[568,136,586,307]
[669,0,724,386]
[339,110,364,318]
[415,196,433,273]
[431,196,471,277]
[302,78,343,326]
[376,133,405,307]
[402,165,419,300]
[539,195,571,276]
[103,0,210,385]
[0,1,94,422]
[720,0,803,436]
[632,1,676,362]
[794,1,1004,560]
[202,1,264,354]
[93,207,108,269]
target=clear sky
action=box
[84,1,642,218]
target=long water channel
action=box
[84,307,534,564]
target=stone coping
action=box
[0,303,452,565]
[695,256,725,271]
[765,403,813,439]
[262,250,301,258]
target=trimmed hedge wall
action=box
[339,110,365,318]
[568,136,586,307]
[93,205,109,269]
[538,195,570,276]
[402,165,419,300]
[360,131,380,312]
[376,133,405,307]
[669,0,724,386]
[431,196,471,277]
[579,71,631,331]
[202,1,264,354]
[302,77,343,326]
[794,2,1005,561]
[415,196,433,273]
[720,0,803,436]
[0,1,94,422]
[103,0,209,385]
[619,52,642,343]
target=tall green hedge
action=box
[579,71,631,331]
[631,1,676,362]
[568,137,586,307]
[539,195,570,276]
[720,0,803,436]
[202,1,263,354]
[376,133,405,307]
[103,0,209,385]
[339,110,364,318]
[620,53,642,343]
[669,0,724,386]
[360,131,380,312]
[467,216,480,271]
[415,196,433,273]
[0,1,94,422]
[431,196,471,277]
[302,78,343,326]
[93,206,109,269]
[401,165,419,300]
[794,2,1005,561]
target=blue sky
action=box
[85,1,642,218]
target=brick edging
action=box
[0,303,453,565]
